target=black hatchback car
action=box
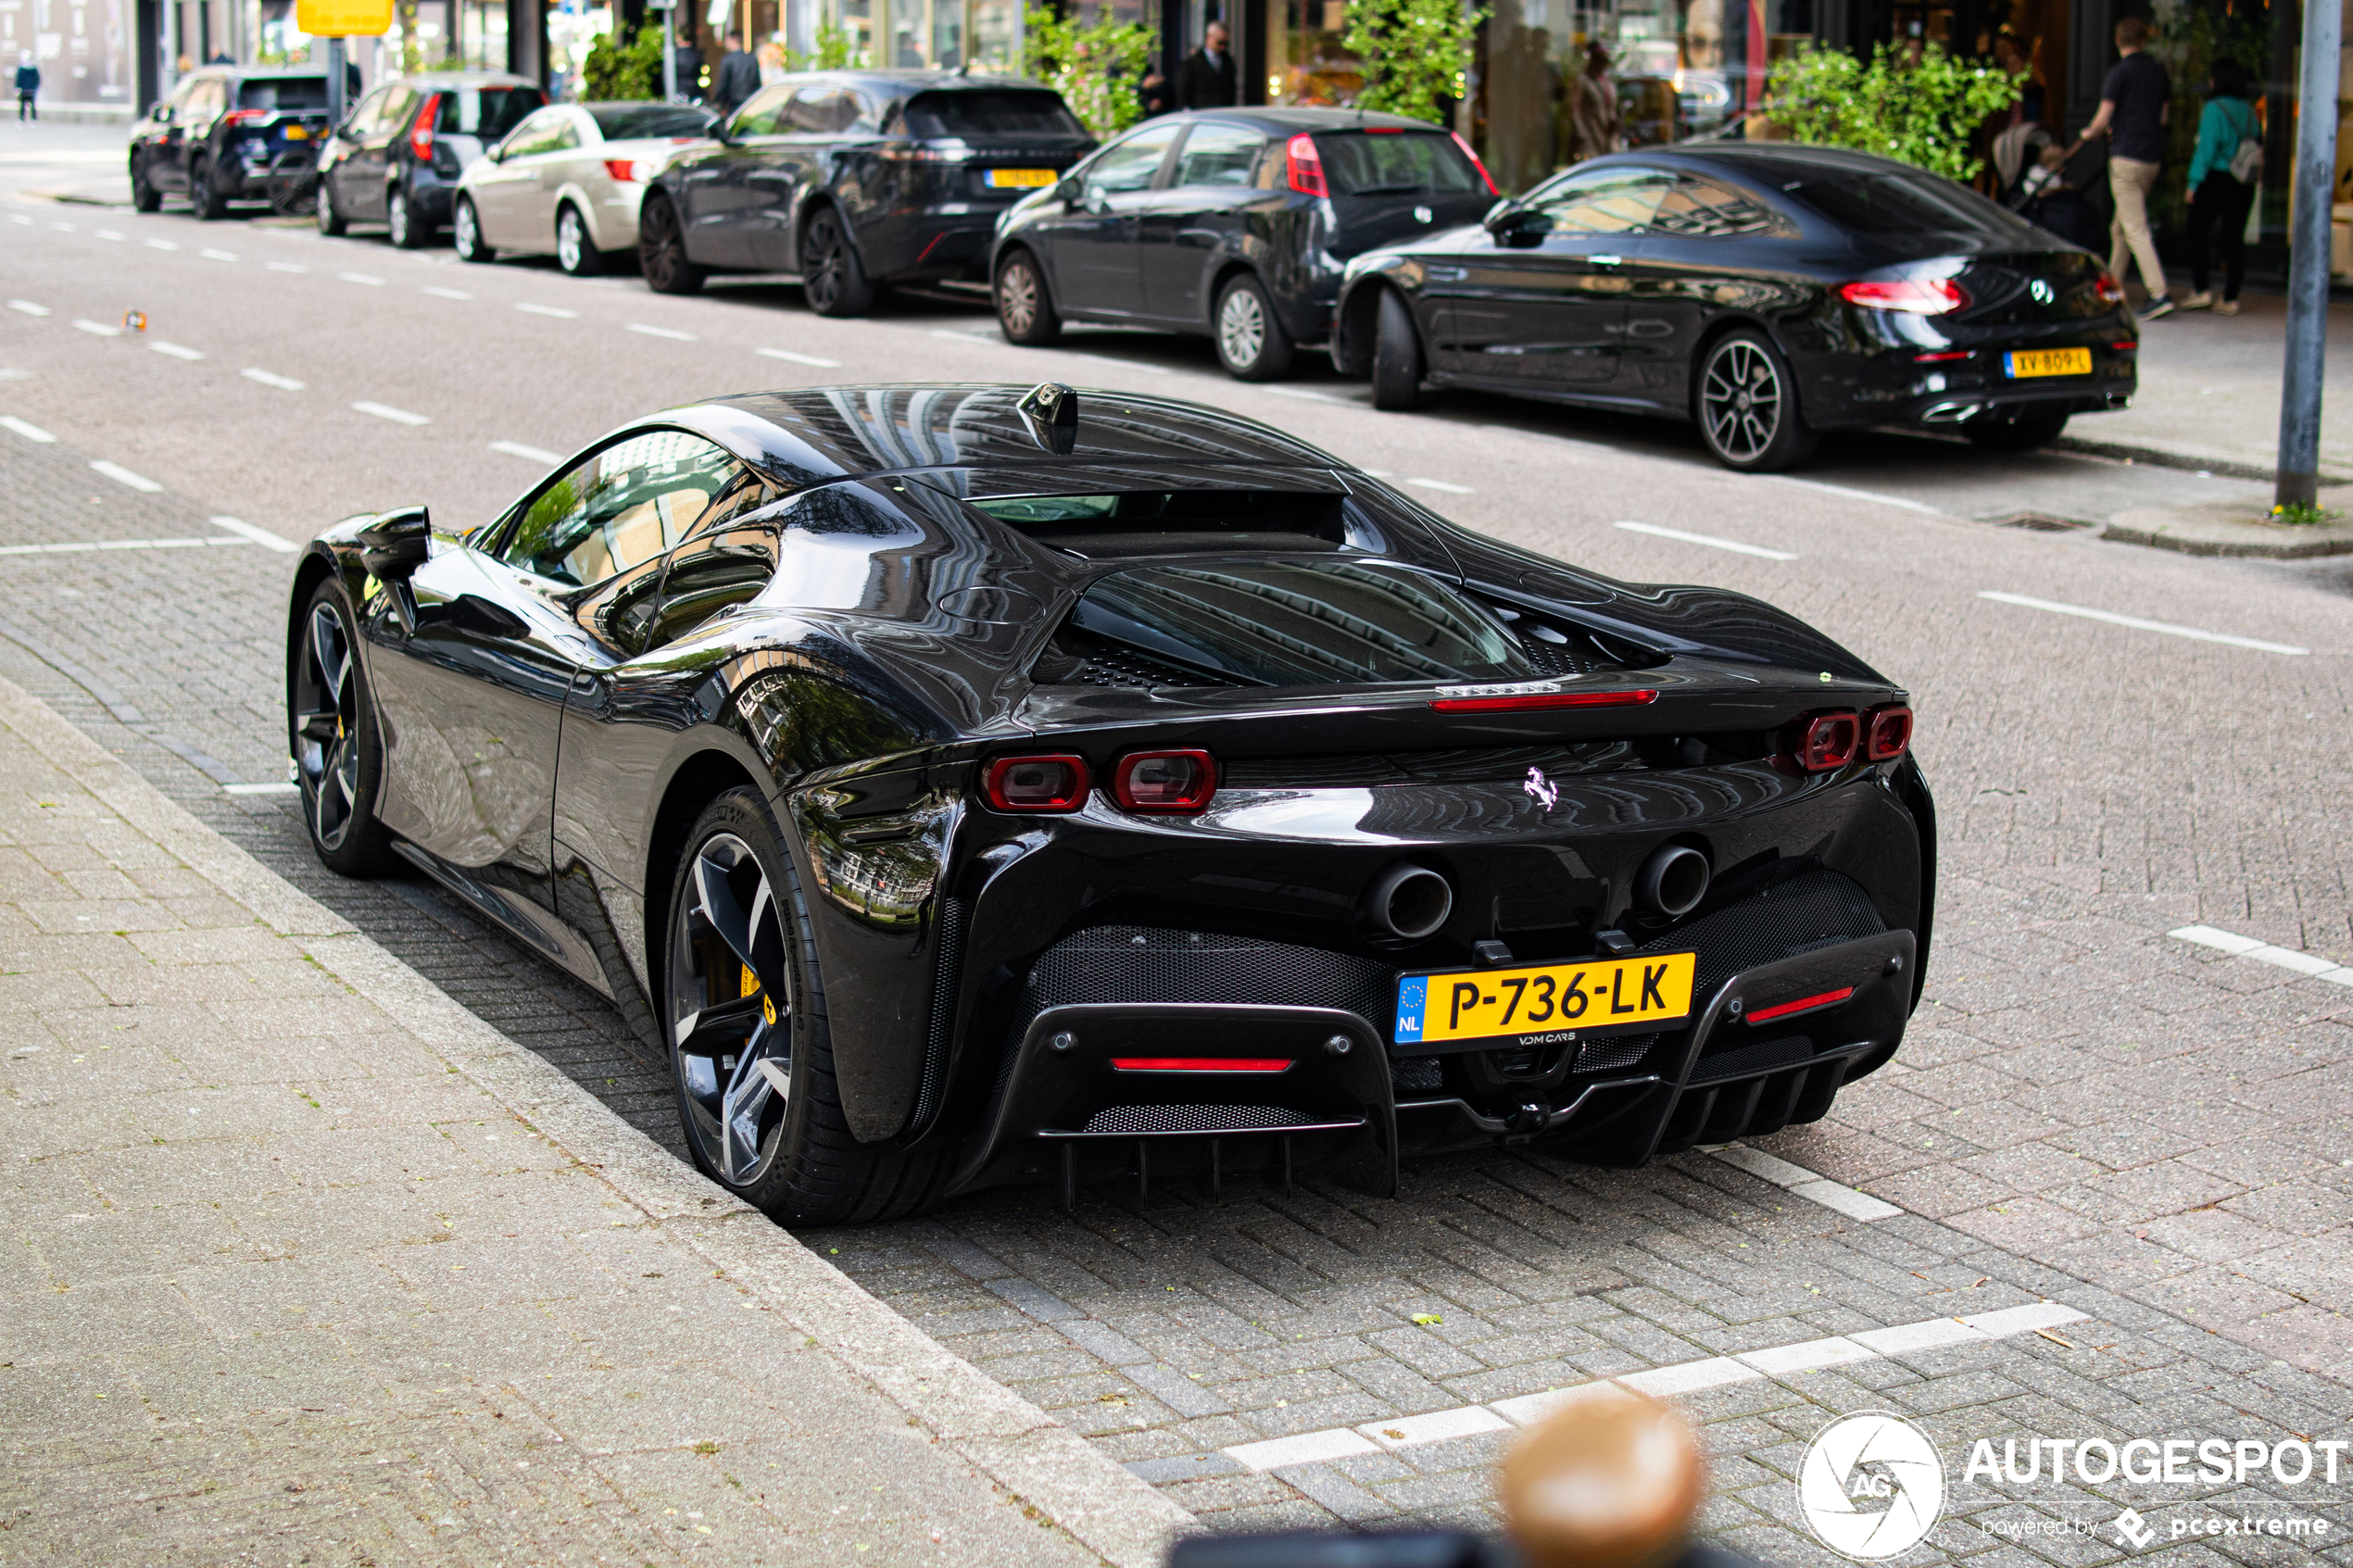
[991,108,1498,381]
[128,68,332,219]
[1333,144,2140,470]
[637,72,1096,315]
[316,71,546,247]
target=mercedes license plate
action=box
[1395,952,1698,1048]
[2005,347,2091,379]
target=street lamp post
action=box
[2276,0,2344,511]
[653,0,678,102]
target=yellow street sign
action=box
[296,0,393,36]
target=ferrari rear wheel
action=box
[1371,286,1424,411]
[289,581,397,876]
[1695,330,1818,472]
[638,193,704,295]
[666,792,946,1223]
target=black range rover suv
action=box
[129,68,332,219]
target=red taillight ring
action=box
[1745,985,1856,1025]
[1285,132,1327,199]
[984,754,1090,812]
[1785,710,1860,772]
[1111,749,1217,814]
[1865,703,1913,763]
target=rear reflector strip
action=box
[1429,689,1659,714]
[1111,1058,1293,1073]
[1745,986,1856,1025]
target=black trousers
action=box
[2187,172,2254,299]
[16,91,33,120]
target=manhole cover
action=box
[1982,511,2095,532]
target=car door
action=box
[1615,173,1803,401]
[472,107,576,247]
[1140,119,1270,322]
[664,82,785,267]
[324,84,388,210]
[1041,121,1181,316]
[338,84,413,220]
[174,78,227,189]
[1439,164,1670,389]
[763,85,857,270]
[142,75,205,192]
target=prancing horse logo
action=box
[1522,766,1560,813]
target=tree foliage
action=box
[581,23,665,101]
[1341,0,1483,126]
[1022,4,1154,135]
[812,18,861,69]
[1765,43,2022,183]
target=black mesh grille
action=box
[1694,1034,1813,1079]
[1082,1103,1311,1134]
[1392,1057,1444,1095]
[1072,646,1238,688]
[1513,626,1613,676]
[913,897,966,1128]
[1016,926,1397,1039]
[1575,1034,1654,1073]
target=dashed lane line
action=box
[352,401,431,427]
[0,536,253,558]
[223,781,299,795]
[243,369,307,391]
[199,248,238,262]
[71,319,121,337]
[6,300,50,316]
[2171,925,2353,986]
[89,459,163,493]
[49,222,73,232]
[422,286,472,300]
[145,238,178,250]
[1219,1301,2090,1472]
[517,303,578,319]
[757,347,840,368]
[94,230,123,242]
[208,516,300,554]
[1615,520,1798,561]
[266,261,308,273]
[1262,385,1347,403]
[0,416,57,445]
[1706,1144,1903,1221]
[626,323,696,341]
[489,440,561,464]
[150,342,205,362]
[1979,591,2311,657]
[1767,475,1942,515]
[1404,477,1475,495]
[339,272,385,286]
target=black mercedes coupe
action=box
[286,383,1933,1224]
[1331,144,2139,472]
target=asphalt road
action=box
[5,122,2352,1560]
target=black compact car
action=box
[315,71,546,247]
[285,383,1933,1225]
[129,67,332,219]
[991,108,1498,381]
[1332,144,2140,471]
[636,71,1095,314]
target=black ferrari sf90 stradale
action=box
[287,383,1932,1224]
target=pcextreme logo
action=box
[1799,1412,1947,1561]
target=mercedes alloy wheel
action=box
[1695,331,1817,472]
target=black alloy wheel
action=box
[130,157,162,213]
[663,790,945,1224]
[637,192,704,295]
[191,155,229,220]
[387,186,428,249]
[555,203,603,277]
[289,582,396,876]
[316,176,347,236]
[1964,408,2070,452]
[994,249,1060,345]
[1371,286,1424,411]
[799,206,876,318]
[1214,273,1294,382]
[1695,330,1818,473]
[452,195,495,263]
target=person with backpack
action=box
[2183,58,2261,315]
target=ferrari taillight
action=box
[1788,712,1860,772]
[1285,133,1327,198]
[1865,704,1913,762]
[985,754,1089,811]
[1113,750,1217,813]
[409,94,440,160]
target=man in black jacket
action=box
[1177,21,1237,110]
[709,31,761,117]
[673,28,705,102]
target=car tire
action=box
[452,195,495,263]
[663,788,947,1225]
[191,155,229,220]
[130,157,162,213]
[1214,273,1295,382]
[555,202,604,277]
[388,186,429,249]
[289,579,399,878]
[1371,286,1425,411]
[1964,408,2070,453]
[638,192,704,295]
[1693,329,1818,473]
[316,178,347,236]
[994,248,1060,345]
[799,205,877,318]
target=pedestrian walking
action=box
[673,28,705,103]
[709,31,760,118]
[1138,54,1174,118]
[2181,58,2259,316]
[13,52,37,120]
[2065,16,2174,320]
[1176,21,1237,110]
[1567,42,1619,162]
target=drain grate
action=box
[1983,511,2095,533]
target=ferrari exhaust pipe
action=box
[1365,862,1453,941]
[1634,845,1710,918]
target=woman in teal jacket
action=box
[2183,59,2261,314]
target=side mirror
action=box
[1486,205,1552,247]
[1056,175,1083,206]
[356,505,432,579]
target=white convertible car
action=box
[453,100,717,275]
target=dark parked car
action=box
[636,71,1096,314]
[315,71,546,247]
[1332,144,2139,471]
[128,67,332,219]
[991,108,1498,381]
[285,382,1933,1224]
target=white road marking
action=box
[756,347,841,368]
[0,536,250,557]
[489,440,561,464]
[146,238,179,250]
[339,272,385,286]
[1768,475,1942,514]
[929,329,991,342]
[516,303,578,319]
[1978,591,2310,657]
[208,515,300,553]
[422,286,472,300]
[352,400,431,426]
[1227,1300,2091,1470]
[94,230,124,242]
[2170,925,2353,986]
[89,459,163,493]
[150,342,206,362]
[71,319,122,337]
[1262,384,1344,403]
[50,222,74,232]
[6,214,28,225]
[0,416,59,444]
[266,261,308,273]
[1404,477,1475,495]
[199,248,238,262]
[1615,520,1798,560]
[6,300,51,316]
[223,781,300,795]
[1709,1143,1904,1220]
[626,322,696,341]
[242,368,307,391]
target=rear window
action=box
[1785,170,2043,243]
[587,103,717,139]
[239,77,327,110]
[901,89,1085,139]
[968,490,1345,556]
[434,85,547,138]
[1316,131,1483,196]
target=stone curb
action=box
[2102,515,2353,559]
[2053,433,2353,487]
[0,670,1193,1568]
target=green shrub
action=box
[581,23,664,101]
[1765,43,2022,184]
[1022,4,1154,135]
[1341,0,1485,126]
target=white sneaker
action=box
[2180,291,2213,309]
[2213,299,2241,316]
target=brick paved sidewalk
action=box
[0,673,1183,1565]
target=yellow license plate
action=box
[283,125,309,139]
[986,168,1057,188]
[1395,951,1697,1047]
[2005,347,2091,379]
